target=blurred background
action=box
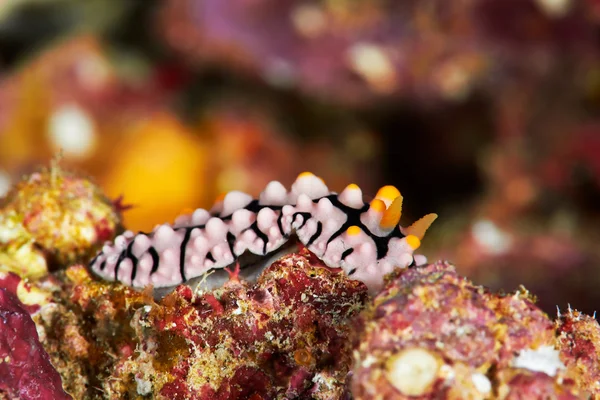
[0,0,598,316]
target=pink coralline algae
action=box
[33,249,368,399]
[351,261,600,399]
[0,289,71,400]
[555,308,600,395]
[11,250,600,398]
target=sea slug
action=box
[89,172,436,293]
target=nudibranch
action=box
[89,173,437,293]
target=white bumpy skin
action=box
[89,172,437,293]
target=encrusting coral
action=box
[555,308,600,395]
[10,251,599,399]
[351,261,600,399]
[32,249,368,399]
[0,285,71,400]
[0,161,121,280]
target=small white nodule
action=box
[512,345,565,377]
[385,348,440,396]
[472,372,492,394]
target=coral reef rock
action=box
[0,288,71,400]
[34,249,368,399]
[7,241,600,398]
[0,163,121,280]
[352,261,600,399]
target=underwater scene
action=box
[1,1,600,398]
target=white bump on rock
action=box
[512,345,565,377]
[136,376,152,396]
[471,372,492,395]
[385,348,440,396]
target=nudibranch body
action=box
[89,173,437,293]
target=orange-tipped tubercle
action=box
[369,198,386,213]
[375,185,401,203]
[405,234,421,250]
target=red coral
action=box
[30,250,366,398]
[0,272,22,295]
[0,272,44,314]
[25,254,600,398]
[351,262,581,399]
[0,289,71,399]
[555,309,600,394]
[501,371,580,400]
[140,249,368,398]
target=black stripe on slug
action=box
[127,241,139,282]
[227,232,237,256]
[206,252,216,263]
[249,222,270,255]
[292,212,312,230]
[306,221,323,247]
[324,194,405,260]
[149,247,160,274]
[241,199,261,213]
[348,268,357,276]
[179,228,193,282]
[89,252,101,267]
[114,251,128,281]
[99,260,107,271]
[341,248,354,260]
[276,212,286,237]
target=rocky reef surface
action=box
[352,262,600,399]
[0,281,71,399]
[31,249,367,399]
[1,253,599,399]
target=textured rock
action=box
[33,249,368,399]
[0,289,71,399]
[13,250,600,399]
[0,162,121,280]
[351,261,596,399]
[555,308,600,396]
